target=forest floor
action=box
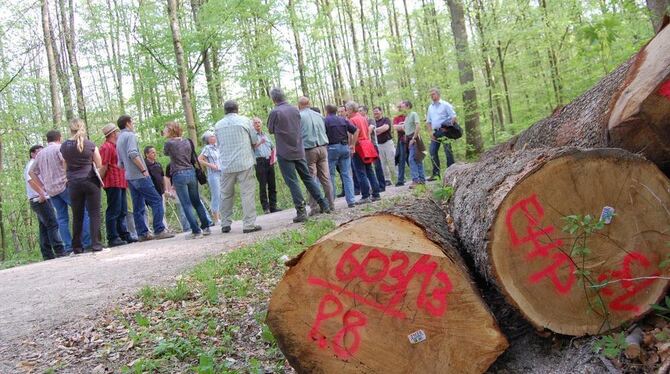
[0,184,416,373]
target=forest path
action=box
[0,185,410,345]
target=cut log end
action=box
[267,212,508,374]
[488,149,670,336]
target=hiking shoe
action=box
[270,207,282,213]
[356,198,371,205]
[108,238,127,247]
[319,203,332,214]
[154,231,175,240]
[395,182,405,187]
[90,246,104,252]
[385,180,392,186]
[336,192,345,198]
[202,227,211,236]
[243,225,262,234]
[122,236,138,244]
[347,203,355,208]
[187,232,204,240]
[138,233,154,242]
[427,176,438,182]
[309,208,320,217]
[371,196,381,202]
[263,208,271,214]
[221,226,231,233]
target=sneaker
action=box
[154,231,175,240]
[347,203,355,208]
[371,196,381,202]
[122,236,138,244]
[263,208,271,214]
[427,176,438,182]
[243,225,262,233]
[270,207,283,213]
[202,227,211,236]
[187,232,204,240]
[221,226,231,233]
[91,246,104,252]
[356,198,371,205]
[409,182,419,189]
[309,208,320,217]
[395,182,405,187]
[138,233,154,242]
[385,180,392,186]
[108,238,127,247]
[293,206,308,223]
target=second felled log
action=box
[444,147,670,336]
[266,200,508,374]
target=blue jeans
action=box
[429,129,455,177]
[409,143,426,183]
[352,154,380,199]
[30,199,64,259]
[172,169,209,233]
[277,156,326,208]
[50,188,91,252]
[328,144,355,205]
[104,187,131,242]
[128,176,165,237]
[396,140,409,184]
[207,171,221,215]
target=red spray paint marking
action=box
[505,194,574,294]
[597,251,660,313]
[505,194,564,260]
[307,243,454,359]
[307,293,367,359]
[333,243,453,318]
[658,79,670,101]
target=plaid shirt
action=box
[215,113,258,173]
[100,140,128,189]
[30,142,67,196]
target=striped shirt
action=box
[30,142,67,196]
[214,113,258,173]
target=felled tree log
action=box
[496,24,670,174]
[267,200,508,374]
[444,147,670,336]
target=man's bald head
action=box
[298,96,310,109]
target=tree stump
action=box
[496,24,670,174]
[444,147,670,336]
[267,200,508,373]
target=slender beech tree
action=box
[41,0,62,126]
[167,0,197,141]
[58,0,87,124]
[446,0,483,156]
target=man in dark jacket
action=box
[267,87,330,223]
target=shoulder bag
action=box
[188,139,208,185]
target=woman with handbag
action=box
[400,100,426,188]
[163,121,211,239]
[60,118,104,252]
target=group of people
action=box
[23,86,457,260]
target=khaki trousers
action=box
[220,166,257,229]
[305,146,333,210]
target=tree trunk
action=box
[59,0,87,124]
[444,147,670,336]
[497,25,670,175]
[191,0,220,118]
[267,200,508,373]
[446,0,484,157]
[288,0,309,97]
[344,0,365,99]
[167,0,197,141]
[0,137,5,260]
[646,0,669,32]
[401,0,417,64]
[41,0,62,126]
[496,40,514,124]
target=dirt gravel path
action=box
[0,186,409,346]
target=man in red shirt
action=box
[346,101,381,204]
[100,124,136,247]
[392,102,408,186]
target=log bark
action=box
[267,200,508,373]
[444,147,670,336]
[496,25,670,175]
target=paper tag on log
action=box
[600,206,615,224]
[408,329,426,344]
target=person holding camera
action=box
[426,87,457,181]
